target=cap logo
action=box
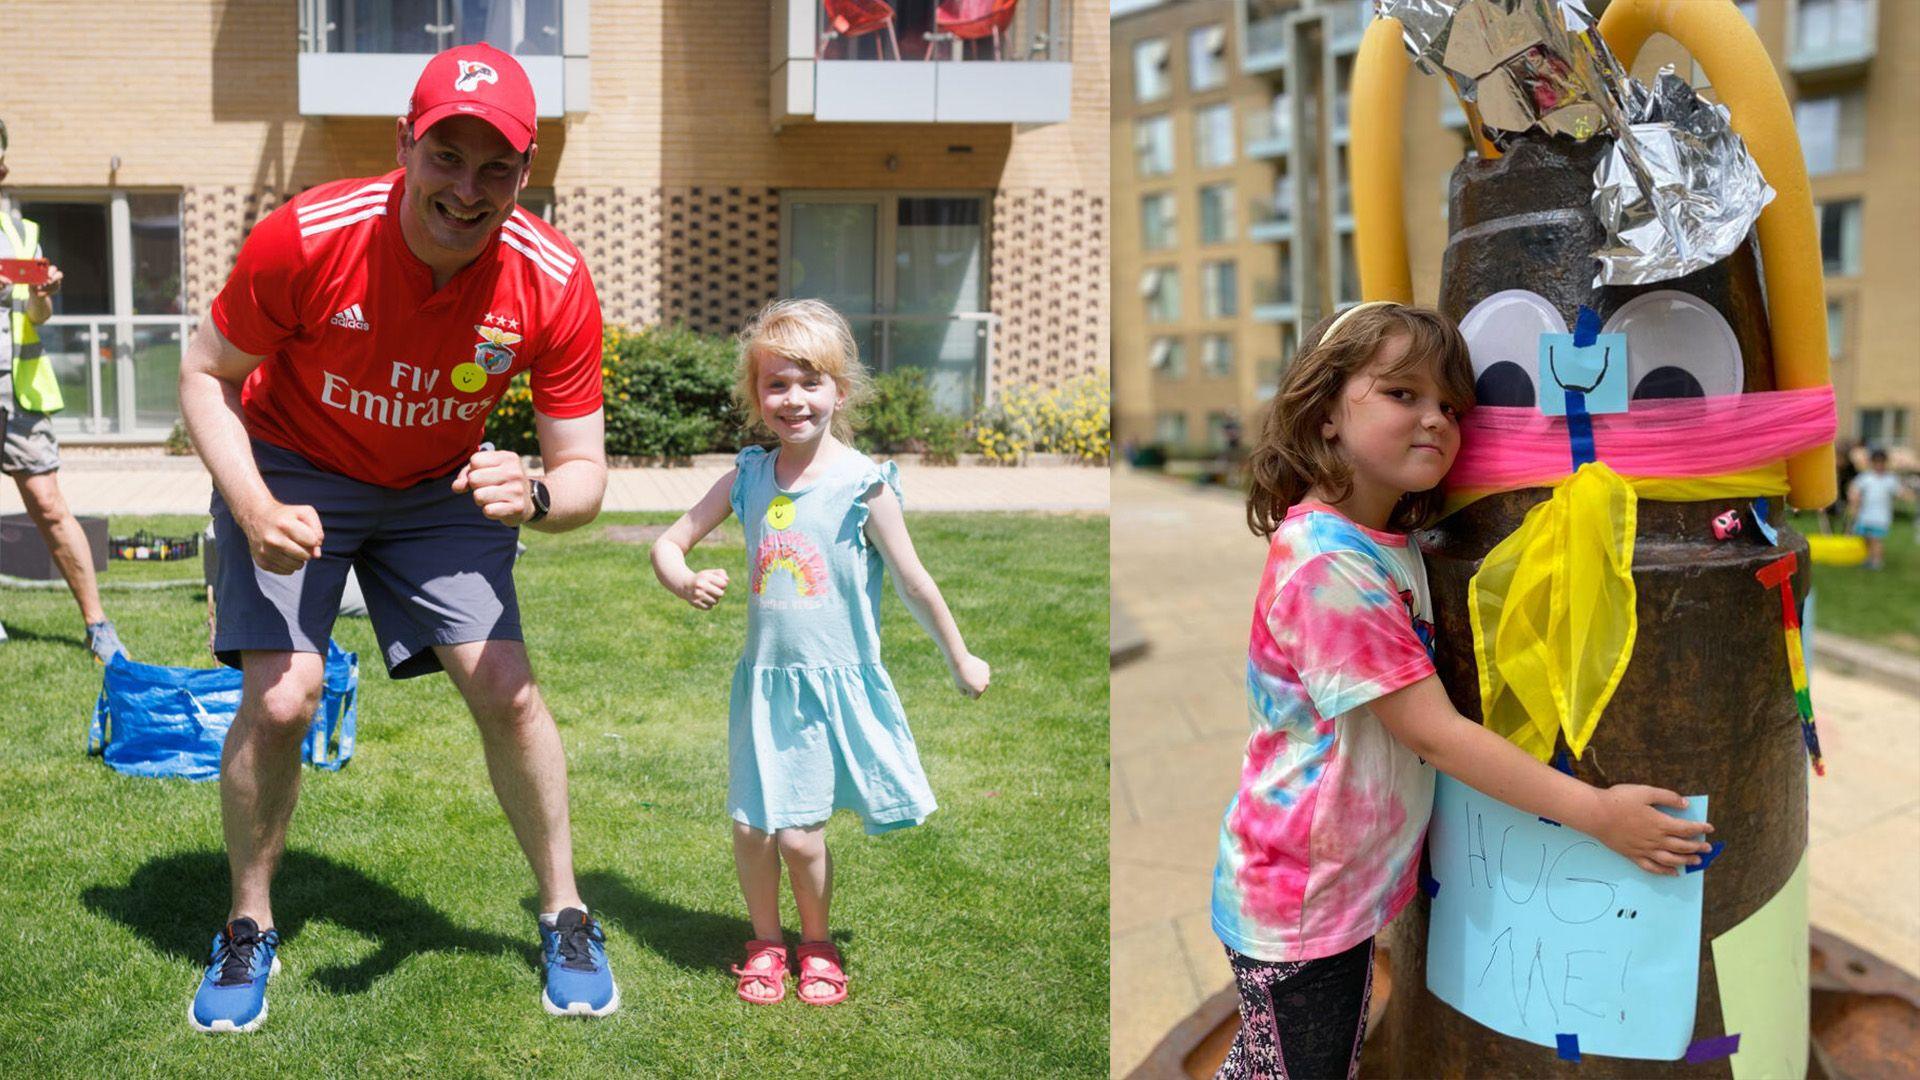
[455,61,498,93]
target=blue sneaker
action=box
[189,917,282,1033]
[540,907,619,1016]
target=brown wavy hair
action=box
[1245,303,1475,537]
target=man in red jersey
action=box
[178,44,617,1032]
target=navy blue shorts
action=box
[211,441,522,679]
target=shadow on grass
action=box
[0,622,86,651]
[83,849,534,992]
[552,870,854,974]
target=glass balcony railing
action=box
[816,0,1070,62]
[1244,104,1292,158]
[1244,15,1289,72]
[1789,1,1877,75]
[39,315,195,438]
[1252,278,1296,319]
[300,0,563,55]
[1249,193,1294,240]
[1325,0,1370,54]
[840,312,999,415]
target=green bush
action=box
[855,368,966,464]
[972,374,1111,465]
[485,323,744,459]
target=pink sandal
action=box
[795,941,848,1006]
[731,940,788,1004]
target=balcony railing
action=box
[1789,0,1878,77]
[840,312,999,415]
[295,0,585,117]
[38,315,195,440]
[299,0,562,56]
[1245,104,1292,158]
[1325,0,1370,54]
[1249,194,1294,241]
[1244,15,1289,73]
[1251,278,1297,323]
[815,0,1069,62]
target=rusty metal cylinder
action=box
[1377,137,1813,1077]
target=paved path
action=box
[1110,466,1920,1079]
[0,452,1108,515]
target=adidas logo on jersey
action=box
[330,304,370,331]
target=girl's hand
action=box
[679,568,729,610]
[1588,784,1715,876]
[951,654,990,698]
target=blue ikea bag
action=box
[88,641,359,780]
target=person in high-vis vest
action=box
[0,117,128,663]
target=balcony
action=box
[1243,14,1289,74]
[296,0,590,118]
[1789,0,1877,79]
[1248,186,1294,242]
[1251,278,1297,323]
[1244,103,1291,159]
[1325,0,1370,55]
[772,0,1072,125]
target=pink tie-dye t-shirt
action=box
[1211,503,1438,962]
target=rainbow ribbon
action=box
[1756,552,1825,777]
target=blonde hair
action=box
[1245,303,1476,537]
[735,298,871,441]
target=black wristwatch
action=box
[526,479,551,525]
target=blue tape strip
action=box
[1686,841,1727,873]
[1566,391,1596,468]
[1419,867,1441,898]
[1552,748,1575,775]
[1573,305,1602,348]
[1685,1033,1741,1063]
[1557,1032,1581,1061]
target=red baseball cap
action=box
[406,43,537,153]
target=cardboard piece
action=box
[1710,850,1810,1080]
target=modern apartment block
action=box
[2,0,1108,441]
[1113,0,1917,456]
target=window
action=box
[1149,337,1187,380]
[783,193,989,414]
[1134,38,1171,102]
[1198,184,1234,244]
[1269,172,1294,225]
[1206,411,1241,451]
[1828,298,1847,360]
[1155,411,1189,446]
[1142,266,1181,322]
[1737,1,1759,25]
[1203,261,1238,319]
[1189,25,1228,92]
[17,191,186,436]
[1135,116,1175,177]
[1796,0,1874,58]
[1818,199,1863,275]
[1857,407,1910,449]
[1195,104,1236,169]
[321,0,564,55]
[1796,92,1866,175]
[1202,334,1234,378]
[518,187,557,223]
[1140,193,1177,251]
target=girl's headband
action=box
[1320,300,1399,345]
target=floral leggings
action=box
[1215,937,1375,1080]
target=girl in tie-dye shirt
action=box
[1210,304,1714,1080]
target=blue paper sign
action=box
[1425,774,1707,1060]
[1538,333,1629,417]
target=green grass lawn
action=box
[1789,510,1920,656]
[0,512,1108,1077]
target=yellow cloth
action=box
[1468,462,1638,761]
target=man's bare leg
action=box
[15,471,105,626]
[222,650,328,930]
[436,639,584,913]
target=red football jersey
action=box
[211,169,603,488]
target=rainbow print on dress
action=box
[752,532,831,599]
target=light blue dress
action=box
[726,445,937,835]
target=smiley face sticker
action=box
[766,495,796,531]
[450,362,489,394]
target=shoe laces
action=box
[554,915,605,973]
[213,922,273,987]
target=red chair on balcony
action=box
[929,0,1020,61]
[819,0,902,61]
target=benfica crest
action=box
[473,314,522,374]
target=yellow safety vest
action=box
[0,211,63,414]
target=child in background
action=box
[1847,448,1910,570]
[650,299,990,1006]
[1211,302,1715,1079]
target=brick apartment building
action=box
[0,0,1109,441]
